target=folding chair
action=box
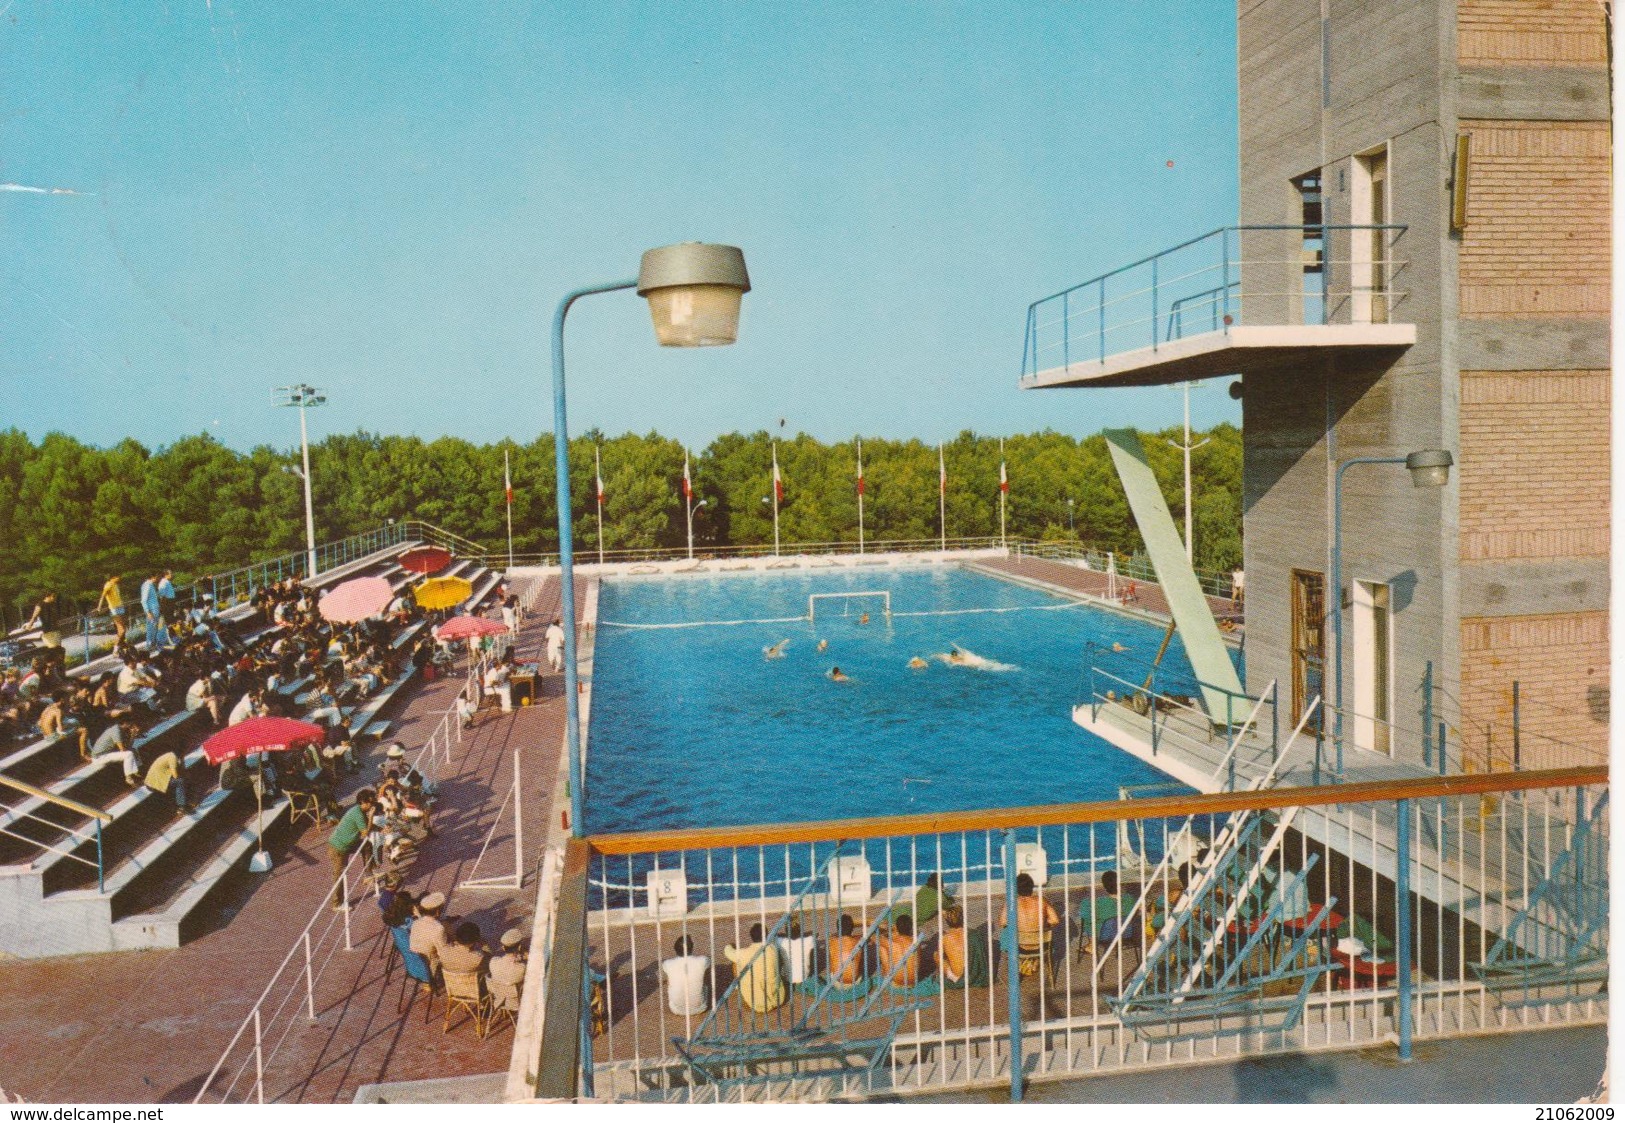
[442,968,489,1037]
[486,976,522,1035]
[286,789,323,828]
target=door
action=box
[1290,569,1326,732]
[1351,147,1390,323]
[1352,580,1393,755]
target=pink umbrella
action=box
[435,615,510,641]
[319,576,395,624]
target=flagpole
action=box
[938,442,946,553]
[856,436,865,555]
[504,448,514,571]
[595,444,605,566]
[999,437,1007,550]
[771,438,781,557]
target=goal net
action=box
[808,591,892,622]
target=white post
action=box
[341,865,352,951]
[771,438,781,557]
[253,1008,265,1105]
[303,931,316,1019]
[1168,381,1209,564]
[938,442,947,552]
[504,447,515,571]
[299,404,317,580]
[595,444,605,566]
[511,745,524,887]
[856,437,865,554]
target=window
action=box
[1351,146,1390,323]
[1290,569,1326,731]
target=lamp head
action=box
[637,243,750,347]
[1404,449,1453,488]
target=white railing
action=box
[192,691,468,1105]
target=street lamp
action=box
[686,498,708,560]
[1066,497,1075,535]
[273,384,326,580]
[551,243,749,838]
[1330,449,1453,774]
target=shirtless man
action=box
[763,639,790,659]
[907,656,928,670]
[828,666,850,682]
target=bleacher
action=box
[0,541,504,958]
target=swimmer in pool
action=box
[1111,642,1130,653]
[763,639,790,659]
[858,613,870,626]
[816,639,829,653]
[908,656,928,670]
[828,666,850,682]
[935,647,972,667]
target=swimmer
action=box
[934,644,1017,672]
[907,656,928,670]
[828,666,850,682]
[858,613,870,626]
[763,639,790,659]
[1111,642,1130,653]
[816,639,829,653]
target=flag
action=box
[938,443,946,495]
[1000,458,1009,494]
[504,449,513,506]
[595,446,605,504]
[856,439,865,496]
[774,453,785,503]
[682,450,692,499]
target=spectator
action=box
[660,935,710,1016]
[157,570,180,628]
[410,891,450,975]
[89,716,143,786]
[940,904,989,988]
[144,749,192,814]
[37,695,88,760]
[139,572,166,650]
[96,575,128,645]
[877,914,922,988]
[227,687,264,727]
[501,595,518,637]
[996,872,1060,979]
[483,658,512,714]
[1077,870,1132,957]
[24,592,66,679]
[439,921,488,976]
[776,919,817,990]
[489,929,528,1016]
[186,672,225,726]
[825,913,865,987]
[544,619,565,673]
[723,923,785,1013]
[326,788,376,909]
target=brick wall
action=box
[1458,370,1610,560]
[1458,611,1608,769]
[1457,120,1610,318]
[1458,0,1609,65]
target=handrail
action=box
[0,772,112,823]
[585,764,1608,855]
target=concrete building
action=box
[1025,0,1610,774]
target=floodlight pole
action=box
[1167,381,1208,563]
[552,279,637,840]
[274,384,326,581]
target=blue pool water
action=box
[587,566,1213,834]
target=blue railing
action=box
[1021,224,1409,380]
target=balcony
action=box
[1020,225,1416,389]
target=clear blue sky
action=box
[2,1,1239,453]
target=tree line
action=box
[0,423,1241,622]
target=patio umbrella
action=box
[318,576,395,624]
[435,615,509,642]
[399,546,453,575]
[202,716,327,873]
[414,575,474,611]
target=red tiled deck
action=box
[0,579,575,1104]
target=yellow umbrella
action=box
[414,575,474,610]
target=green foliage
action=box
[0,423,1243,625]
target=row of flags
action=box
[501,443,1012,507]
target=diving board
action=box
[1103,428,1244,723]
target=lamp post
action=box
[1330,449,1452,774]
[1167,381,1209,563]
[686,498,707,560]
[1066,497,1075,536]
[551,243,749,838]
[273,384,326,580]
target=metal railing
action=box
[1021,224,1410,380]
[193,685,471,1105]
[0,773,109,892]
[1010,540,1237,603]
[541,764,1606,1103]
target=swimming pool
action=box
[587,565,1215,834]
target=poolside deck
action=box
[0,578,577,1104]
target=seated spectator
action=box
[439,921,488,976]
[489,929,528,1015]
[1076,870,1133,956]
[776,919,817,990]
[877,914,923,988]
[37,695,89,760]
[997,873,1060,978]
[723,923,786,1013]
[228,687,265,727]
[381,885,416,931]
[661,934,710,1016]
[144,749,192,814]
[886,872,952,928]
[89,716,143,786]
[825,913,866,988]
[939,904,988,988]
[483,660,512,714]
[410,892,451,976]
[186,672,225,726]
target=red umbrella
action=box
[202,715,327,766]
[399,546,453,575]
[435,615,510,641]
[319,576,396,624]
